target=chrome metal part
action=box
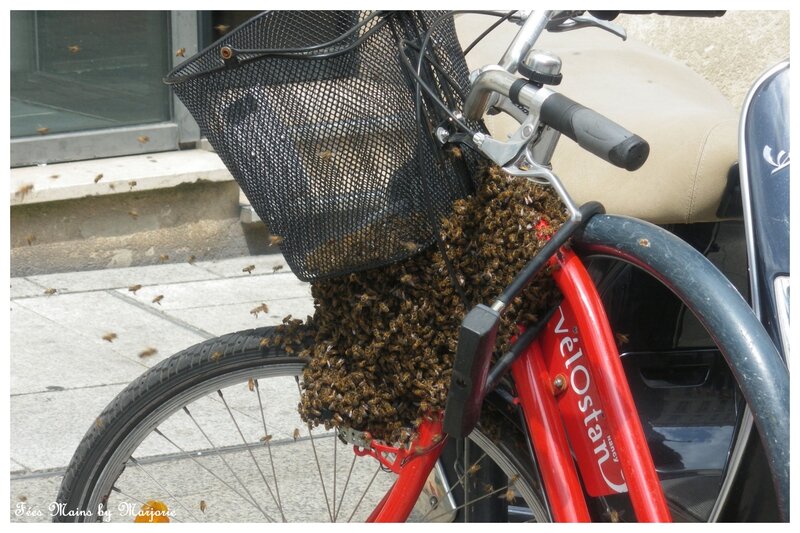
[338,426,372,449]
[419,461,458,522]
[522,50,562,77]
[499,10,553,74]
[547,12,627,40]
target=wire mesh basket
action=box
[166,11,479,280]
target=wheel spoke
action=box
[445,484,512,517]
[217,390,285,520]
[254,380,285,520]
[128,457,200,521]
[110,485,184,523]
[176,412,275,522]
[347,464,382,522]
[419,450,488,522]
[334,453,357,522]
[295,378,334,521]
[333,431,338,520]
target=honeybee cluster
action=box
[271,165,566,443]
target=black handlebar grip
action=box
[540,92,650,171]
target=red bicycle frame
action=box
[364,246,670,522]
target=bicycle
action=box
[54,10,788,522]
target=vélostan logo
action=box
[763,145,790,174]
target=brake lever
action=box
[546,12,627,41]
[488,94,528,124]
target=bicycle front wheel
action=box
[55,327,549,523]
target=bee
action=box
[18,495,27,502]
[151,295,164,305]
[247,378,255,392]
[272,264,284,273]
[139,347,158,358]
[250,303,269,317]
[317,149,333,161]
[447,146,462,158]
[260,434,273,444]
[214,24,231,34]
[25,234,36,246]
[501,488,516,503]
[293,428,301,441]
[128,209,139,220]
[259,337,271,348]
[210,351,223,362]
[49,174,60,180]
[483,483,494,494]
[15,184,34,200]
[159,254,169,263]
[269,235,283,246]
[401,241,418,253]
[137,135,150,144]
[36,127,50,135]
[282,314,293,324]
[604,508,624,523]
[94,173,104,183]
[128,284,143,294]
[188,255,196,264]
[467,463,481,475]
[95,417,104,428]
[128,180,137,189]
[102,332,118,342]
[67,44,81,54]
[400,274,415,287]
[242,264,255,274]
[44,288,57,296]
[615,333,630,346]
[199,500,207,513]
[176,47,186,57]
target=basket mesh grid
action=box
[167,11,478,280]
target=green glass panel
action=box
[11,11,172,138]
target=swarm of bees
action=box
[269,165,566,443]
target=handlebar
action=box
[590,11,725,21]
[540,93,649,171]
[464,68,649,171]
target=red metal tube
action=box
[552,249,671,522]
[511,343,592,522]
[370,418,445,522]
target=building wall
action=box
[619,11,789,109]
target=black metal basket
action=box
[166,11,478,281]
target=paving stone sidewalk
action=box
[9,254,315,522]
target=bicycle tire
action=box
[54,327,548,523]
[574,214,789,521]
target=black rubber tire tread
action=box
[54,326,541,522]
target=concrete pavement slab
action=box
[11,459,27,475]
[164,297,315,337]
[14,291,208,369]
[10,384,126,471]
[10,277,48,299]
[116,272,311,311]
[194,255,291,279]
[10,474,64,523]
[26,263,219,293]
[10,302,147,394]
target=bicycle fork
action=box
[360,247,671,522]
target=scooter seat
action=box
[457,18,738,224]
